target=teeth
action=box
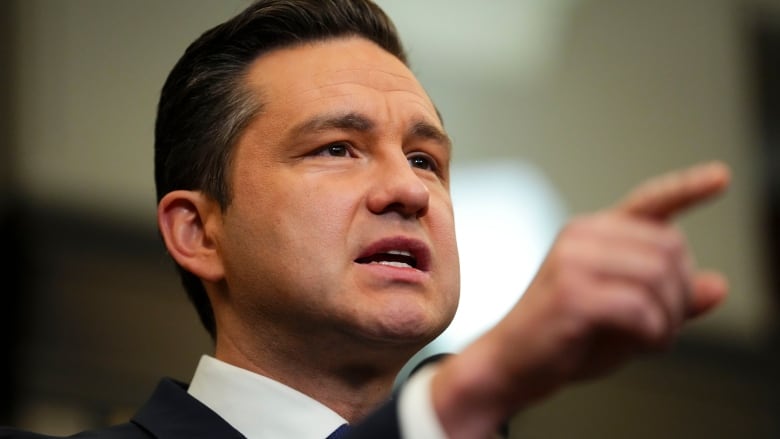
[372,260,412,268]
[387,250,413,257]
[355,249,417,268]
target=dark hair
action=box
[154,0,407,339]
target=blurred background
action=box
[1,0,778,437]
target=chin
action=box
[364,304,451,347]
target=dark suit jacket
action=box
[0,378,400,439]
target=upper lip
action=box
[354,236,432,272]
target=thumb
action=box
[686,270,729,319]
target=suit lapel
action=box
[131,378,246,439]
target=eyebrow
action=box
[409,119,452,151]
[290,112,374,136]
[289,111,452,151]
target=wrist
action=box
[430,337,515,439]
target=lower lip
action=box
[354,262,430,284]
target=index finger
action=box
[617,161,731,221]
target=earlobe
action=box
[157,190,225,283]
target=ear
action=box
[157,190,225,283]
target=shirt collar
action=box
[187,355,348,439]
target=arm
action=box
[431,161,731,439]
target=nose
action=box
[366,153,430,218]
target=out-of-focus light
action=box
[441,161,568,350]
[397,161,567,383]
[375,0,582,85]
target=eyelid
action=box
[407,151,444,176]
[310,141,356,157]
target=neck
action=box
[214,323,416,423]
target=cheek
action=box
[430,194,459,259]
[302,192,355,228]
[220,184,359,305]
[429,197,461,297]
[289,178,358,228]
[265,181,361,270]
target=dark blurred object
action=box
[751,7,780,439]
[753,0,780,321]
[0,201,27,425]
[0,0,22,426]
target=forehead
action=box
[243,36,440,126]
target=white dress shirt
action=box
[187,355,447,439]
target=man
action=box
[0,0,730,438]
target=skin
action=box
[157,36,732,435]
[432,161,731,438]
[158,37,460,421]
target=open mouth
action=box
[354,238,431,271]
[355,250,418,269]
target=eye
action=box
[314,142,352,158]
[408,153,438,172]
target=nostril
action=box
[375,201,428,219]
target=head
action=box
[155,0,459,364]
[155,0,408,338]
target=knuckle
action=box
[639,307,676,350]
[644,255,673,288]
[614,290,669,348]
[659,226,686,256]
[643,255,667,280]
[644,312,667,344]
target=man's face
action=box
[214,37,460,352]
